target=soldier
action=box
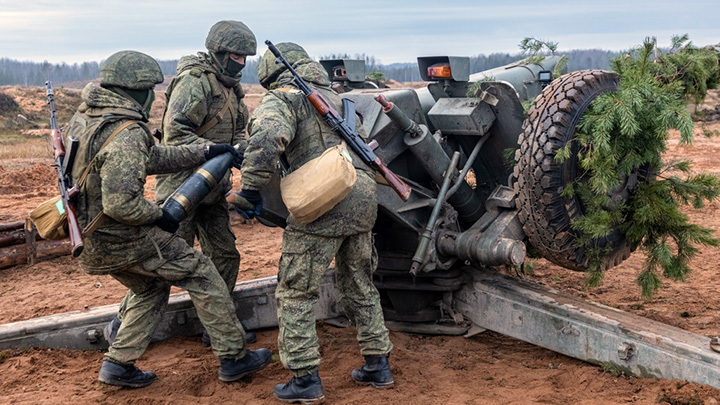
[228,42,394,404]
[106,20,258,346]
[67,50,271,388]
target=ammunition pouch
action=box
[280,142,356,225]
[29,195,68,240]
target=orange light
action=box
[427,63,452,79]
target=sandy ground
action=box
[2,87,720,404]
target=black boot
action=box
[98,359,157,388]
[351,355,394,389]
[103,316,121,345]
[218,348,272,382]
[202,329,256,347]
[274,370,325,404]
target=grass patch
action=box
[598,361,625,377]
[0,137,52,160]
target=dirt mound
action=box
[0,91,20,114]
[0,162,56,195]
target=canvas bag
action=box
[280,142,357,225]
[29,121,139,239]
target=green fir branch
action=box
[560,35,720,297]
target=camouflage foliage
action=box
[100,50,163,90]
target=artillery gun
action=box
[258,55,622,327]
[3,54,720,389]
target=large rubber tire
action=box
[514,69,633,271]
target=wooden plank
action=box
[0,221,24,233]
[0,239,70,269]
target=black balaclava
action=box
[211,51,244,77]
[113,87,155,120]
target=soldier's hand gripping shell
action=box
[204,144,244,169]
[226,189,263,219]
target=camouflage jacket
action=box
[241,59,376,237]
[155,52,249,205]
[66,83,207,274]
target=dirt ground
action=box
[2,86,720,404]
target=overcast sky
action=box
[1,0,718,65]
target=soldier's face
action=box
[229,54,247,64]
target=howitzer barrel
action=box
[161,151,235,223]
[469,55,563,101]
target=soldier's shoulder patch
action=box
[189,68,203,78]
[185,100,206,127]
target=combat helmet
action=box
[258,42,310,89]
[100,51,163,90]
[205,20,257,56]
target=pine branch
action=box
[560,35,720,297]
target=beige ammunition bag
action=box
[29,195,68,240]
[280,142,357,225]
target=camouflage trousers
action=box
[276,229,393,376]
[177,200,241,293]
[117,201,241,329]
[107,235,247,365]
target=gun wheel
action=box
[513,69,637,271]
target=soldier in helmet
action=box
[66,50,271,388]
[105,20,259,347]
[229,42,394,404]
[154,19,257,346]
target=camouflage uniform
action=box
[241,44,393,376]
[69,82,248,364]
[153,51,248,292]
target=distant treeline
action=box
[0,49,621,87]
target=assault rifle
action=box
[46,81,83,257]
[265,40,412,201]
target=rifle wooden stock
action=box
[374,158,412,201]
[66,205,83,257]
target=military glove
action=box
[154,208,180,233]
[204,144,244,169]
[226,189,263,219]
